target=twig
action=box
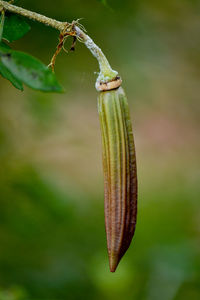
[0,0,65,30]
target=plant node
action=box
[48,22,77,71]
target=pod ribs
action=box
[98,87,137,272]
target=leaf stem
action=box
[0,0,121,88]
[0,8,5,42]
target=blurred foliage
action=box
[0,0,200,299]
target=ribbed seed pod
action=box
[98,86,137,272]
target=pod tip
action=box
[109,253,121,272]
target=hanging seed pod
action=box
[75,24,138,272]
[98,81,137,272]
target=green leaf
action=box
[0,14,30,42]
[0,49,64,92]
[0,42,23,90]
[0,61,23,90]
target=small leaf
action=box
[0,42,23,90]
[0,50,64,92]
[0,13,30,42]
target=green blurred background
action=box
[0,0,200,299]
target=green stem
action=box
[0,8,5,42]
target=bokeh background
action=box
[0,0,200,299]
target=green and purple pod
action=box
[97,81,137,272]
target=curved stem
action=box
[0,0,120,86]
[75,26,118,83]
